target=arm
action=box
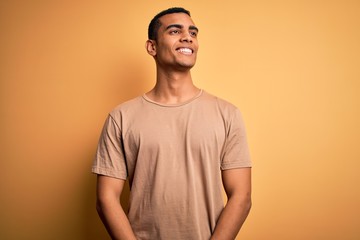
[96,175,137,240]
[211,167,252,240]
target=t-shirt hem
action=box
[221,162,252,170]
[91,166,127,180]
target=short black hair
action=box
[148,7,191,40]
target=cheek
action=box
[194,41,199,50]
[160,46,175,56]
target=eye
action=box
[190,31,198,37]
[170,30,180,34]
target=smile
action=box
[176,47,193,55]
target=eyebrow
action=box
[165,24,199,32]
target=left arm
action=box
[211,167,252,240]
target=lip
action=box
[176,47,194,54]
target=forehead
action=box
[158,13,195,28]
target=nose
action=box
[180,32,193,43]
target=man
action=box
[92,7,252,240]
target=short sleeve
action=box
[92,114,127,179]
[220,109,252,170]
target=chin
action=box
[179,61,196,68]
[177,64,195,71]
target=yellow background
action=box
[1,1,359,239]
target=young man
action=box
[92,7,252,240]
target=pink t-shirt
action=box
[92,90,251,240]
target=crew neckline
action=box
[142,89,203,107]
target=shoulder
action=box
[201,90,240,116]
[107,95,144,122]
[113,95,144,110]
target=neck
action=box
[146,68,200,104]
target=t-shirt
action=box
[92,90,251,240]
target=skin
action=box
[211,168,252,240]
[96,12,252,240]
[96,177,135,240]
[145,12,200,104]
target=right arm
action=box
[96,175,136,240]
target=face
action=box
[147,13,199,71]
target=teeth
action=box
[178,48,192,54]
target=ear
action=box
[145,40,157,56]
